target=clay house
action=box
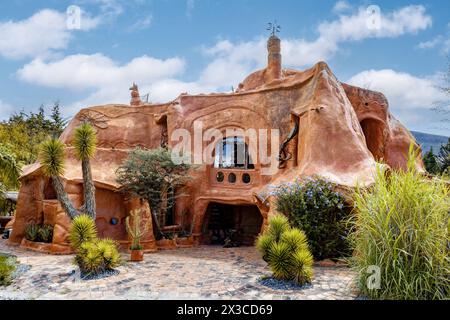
[9,34,423,253]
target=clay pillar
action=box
[267,35,282,82]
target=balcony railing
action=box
[208,166,260,188]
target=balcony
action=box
[208,166,260,189]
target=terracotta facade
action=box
[9,36,423,253]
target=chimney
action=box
[267,35,282,82]
[129,83,142,107]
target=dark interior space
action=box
[202,203,263,246]
[360,118,385,161]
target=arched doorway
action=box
[201,202,262,246]
[360,118,385,161]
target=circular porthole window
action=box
[242,173,251,184]
[110,218,119,225]
[228,173,237,183]
[216,171,224,182]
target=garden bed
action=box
[20,238,73,255]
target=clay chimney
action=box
[129,82,142,107]
[267,35,282,82]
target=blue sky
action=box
[0,0,449,136]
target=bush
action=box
[0,255,17,286]
[74,239,121,276]
[69,214,97,249]
[256,215,313,285]
[70,214,121,276]
[351,148,450,300]
[25,223,39,242]
[25,223,53,243]
[38,224,53,243]
[274,177,350,260]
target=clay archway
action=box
[360,118,386,161]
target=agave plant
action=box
[39,139,80,219]
[73,122,97,219]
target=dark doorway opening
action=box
[360,118,385,161]
[202,203,263,246]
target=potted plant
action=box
[125,209,148,262]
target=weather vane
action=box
[267,20,281,36]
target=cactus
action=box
[125,209,148,250]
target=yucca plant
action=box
[73,123,97,219]
[0,255,17,286]
[69,214,97,249]
[256,214,314,285]
[75,238,121,276]
[39,139,80,219]
[351,145,450,300]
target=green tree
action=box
[423,147,440,174]
[116,147,191,239]
[437,138,450,175]
[0,145,21,190]
[50,102,65,137]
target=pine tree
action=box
[423,147,439,175]
[437,138,450,174]
[51,102,65,137]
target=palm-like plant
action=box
[73,123,97,219]
[39,138,80,219]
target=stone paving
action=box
[0,239,358,300]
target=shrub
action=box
[25,224,54,243]
[256,215,313,285]
[70,215,121,276]
[0,255,17,286]
[75,239,121,275]
[69,214,97,249]
[351,148,450,300]
[274,177,350,260]
[38,224,54,243]
[25,223,40,242]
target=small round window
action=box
[216,171,224,182]
[228,173,237,183]
[242,173,251,184]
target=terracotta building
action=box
[9,35,423,253]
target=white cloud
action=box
[0,10,71,60]
[347,69,448,130]
[417,35,450,54]
[333,1,351,13]
[198,4,432,85]
[128,14,153,31]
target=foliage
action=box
[351,146,450,300]
[0,103,67,166]
[126,209,148,250]
[423,147,440,175]
[437,138,450,174]
[256,215,313,285]
[0,144,21,190]
[69,214,97,249]
[70,215,120,276]
[25,223,40,242]
[116,147,191,238]
[0,255,17,286]
[38,224,54,243]
[73,122,97,160]
[274,177,350,260]
[74,238,121,276]
[24,223,54,243]
[38,139,66,177]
